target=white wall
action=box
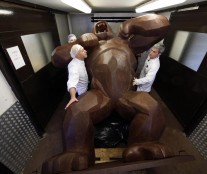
[55,13,70,45]
[69,13,94,37]
[157,11,171,20]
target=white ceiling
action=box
[18,0,207,13]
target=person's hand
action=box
[133,77,139,86]
[65,97,79,110]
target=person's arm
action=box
[133,61,159,86]
[65,64,79,109]
[65,87,78,109]
[135,51,148,76]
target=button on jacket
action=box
[136,56,160,92]
[67,58,89,95]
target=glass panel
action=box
[169,30,207,71]
[21,32,55,72]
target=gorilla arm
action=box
[51,33,99,68]
[118,14,170,54]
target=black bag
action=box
[94,112,129,148]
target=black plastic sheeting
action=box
[94,112,129,148]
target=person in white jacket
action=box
[68,34,77,43]
[65,44,89,109]
[133,43,165,92]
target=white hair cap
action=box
[70,44,82,58]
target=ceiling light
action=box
[61,0,92,13]
[0,9,13,15]
[135,0,186,13]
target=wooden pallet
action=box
[69,148,195,174]
[95,148,125,163]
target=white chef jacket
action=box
[67,58,89,95]
[136,56,160,92]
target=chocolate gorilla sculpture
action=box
[42,14,172,173]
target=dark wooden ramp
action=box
[70,155,194,174]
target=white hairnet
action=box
[70,44,82,58]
